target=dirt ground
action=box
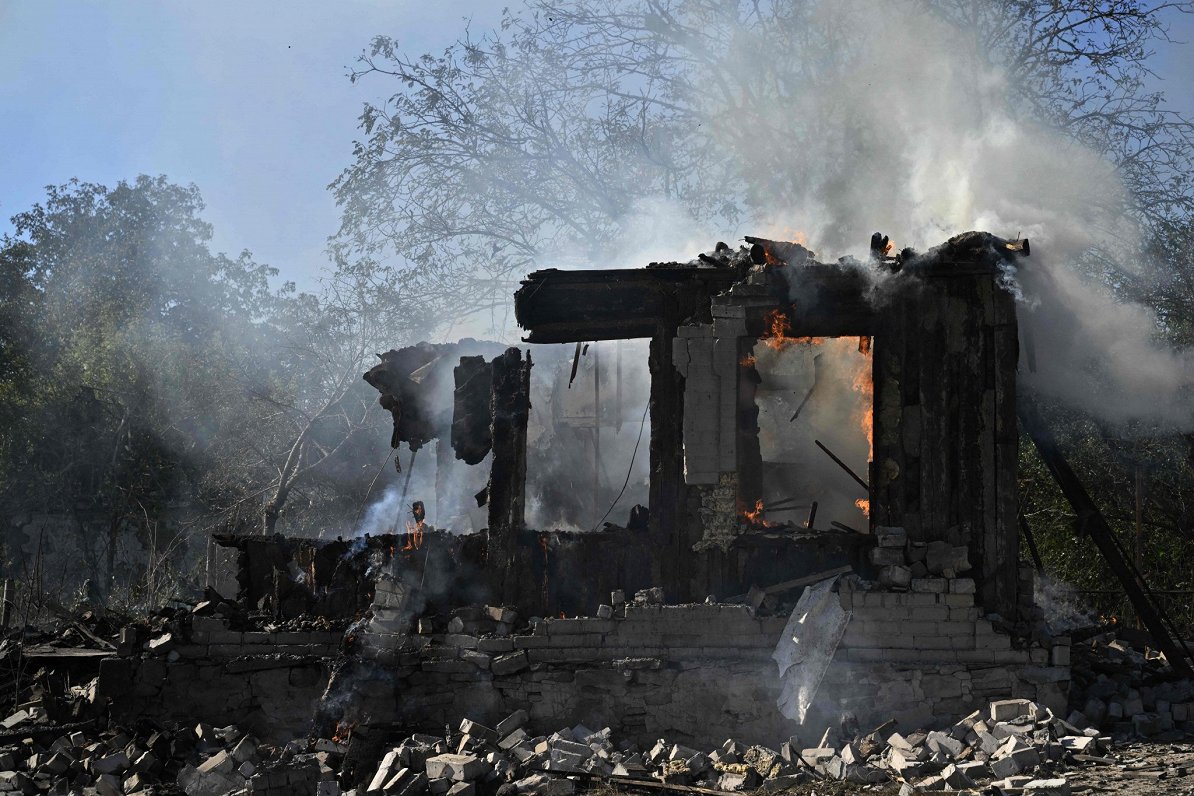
[1063,741,1194,795]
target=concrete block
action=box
[879,565,912,588]
[460,650,492,670]
[1051,644,1071,667]
[870,547,906,566]
[1022,779,1071,796]
[477,638,514,654]
[875,526,907,548]
[491,651,529,676]
[459,720,499,743]
[426,753,489,782]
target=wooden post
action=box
[487,348,532,607]
[1135,462,1144,629]
[593,342,601,521]
[648,328,686,600]
[1,579,11,629]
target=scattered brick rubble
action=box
[3,578,1194,794]
[0,696,1146,794]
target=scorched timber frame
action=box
[514,232,1027,620]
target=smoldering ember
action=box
[3,229,1194,796]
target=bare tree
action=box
[333,1,1194,329]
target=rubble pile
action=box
[1068,634,1194,739]
[354,698,1123,796]
[0,701,345,796]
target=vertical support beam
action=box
[487,348,532,606]
[648,328,686,600]
[593,343,601,520]
[736,338,763,515]
[1,579,11,630]
[991,280,1021,618]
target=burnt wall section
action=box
[364,576,1062,741]
[363,340,508,453]
[212,532,488,620]
[872,247,1021,620]
[214,527,654,622]
[668,238,1024,619]
[107,574,1064,752]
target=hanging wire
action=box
[590,401,650,531]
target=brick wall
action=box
[113,579,1066,751]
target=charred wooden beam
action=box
[514,267,738,343]
[648,328,687,601]
[1020,400,1193,676]
[487,348,532,606]
[451,356,493,465]
[744,235,816,266]
[814,439,869,493]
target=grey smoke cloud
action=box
[606,0,1193,431]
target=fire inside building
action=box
[13,232,1193,795]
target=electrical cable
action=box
[590,401,650,531]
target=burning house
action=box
[27,230,1194,795]
[189,231,1067,739]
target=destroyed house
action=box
[191,231,1070,744]
[34,231,1194,795]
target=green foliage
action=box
[1021,399,1194,632]
[0,177,409,602]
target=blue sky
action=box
[0,0,502,288]
[1,2,1192,290]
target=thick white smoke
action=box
[616,0,1193,431]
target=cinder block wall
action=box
[110,574,1065,750]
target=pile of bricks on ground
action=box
[1068,633,1194,740]
[0,702,345,796]
[353,698,1124,796]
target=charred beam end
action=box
[743,235,816,265]
[451,356,493,465]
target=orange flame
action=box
[741,498,775,528]
[740,354,757,368]
[762,309,823,351]
[855,498,871,517]
[332,720,357,744]
[758,227,809,246]
[401,520,425,551]
[852,344,874,457]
